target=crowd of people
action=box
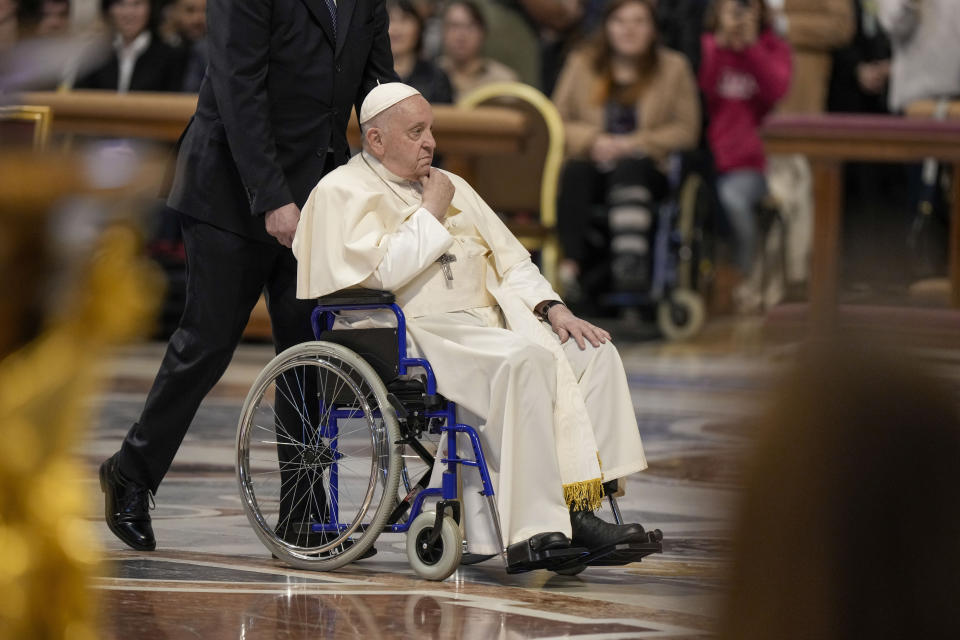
[3,0,958,313]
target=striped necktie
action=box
[325,0,337,39]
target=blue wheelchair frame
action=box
[306,300,506,546]
[291,295,663,575]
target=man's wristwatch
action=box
[538,300,565,321]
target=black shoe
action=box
[272,524,377,561]
[271,544,378,561]
[570,510,646,550]
[460,553,496,565]
[99,453,156,551]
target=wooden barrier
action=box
[15,90,531,339]
[17,90,528,171]
[904,99,960,120]
[762,114,960,328]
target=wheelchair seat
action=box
[316,288,396,306]
[313,290,442,410]
[314,288,401,384]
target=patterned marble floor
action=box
[82,319,781,639]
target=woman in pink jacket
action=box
[699,0,791,297]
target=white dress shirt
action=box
[113,31,151,93]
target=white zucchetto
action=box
[359,82,422,124]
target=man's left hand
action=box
[546,304,611,350]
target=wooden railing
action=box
[17,90,529,172]
[762,113,960,327]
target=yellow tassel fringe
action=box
[562,477,605,512]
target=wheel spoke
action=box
[238,344,399,566]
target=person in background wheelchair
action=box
[293,82,653,558]
[552,0,700,301]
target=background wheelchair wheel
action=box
[657,289,706,342]
[406,511,463,581]
[676,171,716,298]
[236,341,401,571]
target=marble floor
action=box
[82,319,781,639]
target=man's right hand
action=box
[265,202,300,247]
[420,169,455,221]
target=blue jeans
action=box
[717,169,768,273]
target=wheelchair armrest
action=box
[316,288,396,307]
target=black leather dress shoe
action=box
[460,552,496,565]
[99,454,156,551]
[570,509,646,550]
[272,525,377,561]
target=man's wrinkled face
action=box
[375,96,436,180]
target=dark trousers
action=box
[557,156,668,290]
[118,214,316,493]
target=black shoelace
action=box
[121,485,155,516]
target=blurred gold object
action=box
[0,153,162,638]
[0,105,52,150]
[458,82,564,287]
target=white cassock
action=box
[293,151,647,553]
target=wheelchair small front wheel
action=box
[406,511,463,581]
[657,289,705,341]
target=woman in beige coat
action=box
[552,0,700,300]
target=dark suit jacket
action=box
[75,35,186,92]
[167,0,397,243]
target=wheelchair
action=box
[578,152,715,341]
[236,288,662,581]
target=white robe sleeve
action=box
[362,207,454,290]
[500,258,561,313]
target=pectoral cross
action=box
[437,253,457,288]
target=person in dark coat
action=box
[98,0,398,553]
[388,0,453,104]
[76,0,185,92]
[827,0,910,288]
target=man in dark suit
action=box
[99,0,397,552]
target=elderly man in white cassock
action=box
[293,82,651,558]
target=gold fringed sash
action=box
[562,477,605,512]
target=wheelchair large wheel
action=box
[237,341,401,571]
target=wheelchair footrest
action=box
[585,529,664,567]
[550,529,664,571]
[505,539,588,574]
[583,540,662,566]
